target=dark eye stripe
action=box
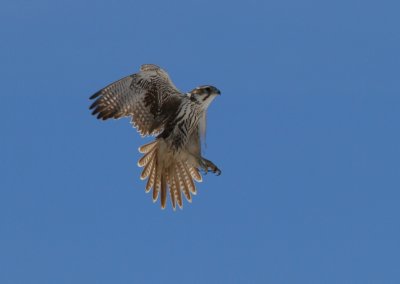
[203,94,211,101]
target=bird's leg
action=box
[199,157,221,176]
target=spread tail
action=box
[138,140,202,210]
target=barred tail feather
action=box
[176,162,192,203]
[138,140,157,153]
[145,159,156,193]
[166,173,176,209]
[189,167,202,182]
[137,149,156,167]
[152,164,161,203]
[137,139,201,210]
[170,169,183,209]
[140,154,155,180]
[160,175,167,209]
[183,162,197,195]
[179,162,196,196]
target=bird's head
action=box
[188,85,221,108]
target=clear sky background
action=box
[1,0,399,283]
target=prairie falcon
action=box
[89,64,221,210]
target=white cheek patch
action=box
[202,95,216,109]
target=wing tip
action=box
[89,90,102,100]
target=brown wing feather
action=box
[89,64,183,136]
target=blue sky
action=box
[1,0,399,283]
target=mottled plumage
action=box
[89,64,221,210]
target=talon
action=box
[210,166,221,176]
[198,160,208,174]
[207,163,221,176]
[199,157,221,176]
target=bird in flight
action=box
[89,64,221,210]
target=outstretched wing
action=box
[89,64,184,136]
